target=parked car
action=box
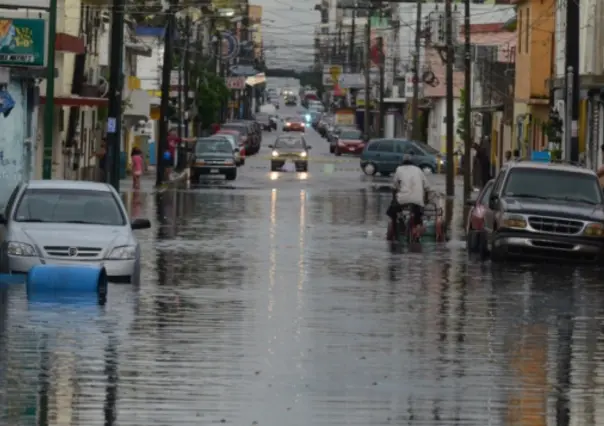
[0,180,151,283]
[332,128,365,156]
[482,161,604,262]
[212,133,245,166]
[283,116,306,132]
[268,135,311,172]
[317,115,332,137]
[465,180,494,254]
[191,137,238,181]
[359,138,445,176]
[221,122,259,155]
[215,129,246,162]
[254,112,273,131]
[285,96,297,106]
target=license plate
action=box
[210,169,219,173]
[349,147,355,151]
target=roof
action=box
[27,180,113,191]
[507,161,596,175]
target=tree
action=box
[191,68,230,130]
[456,88,469,143]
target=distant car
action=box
[254,112,273,131]
[465,180,494,253]
[191,137,238,181]
[215,129,246,162]
[285,96,297,106]
[0,180,151,283]
[268,135,312,172]
[360,138,445,176]
[212,133,244,166]
[283,116,305,132]
[333,128,365,156]
[221,122,259,155]
[329,126,357,153]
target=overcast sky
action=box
[256,0,317,70]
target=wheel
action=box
[362,163,377,176]
[225,169,237,181]
[489,233,505,262]
[335,148,342,156]
[421,165,434,174]
[477,231,489,260]
[329,145,335,153]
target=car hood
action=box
[15,223,132,249]
[503,197,604,221]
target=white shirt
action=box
[393,164,430,207]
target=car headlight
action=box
[501,213,527,229]
[438,159,445,165]
[107,245,136,260]
[305,114,311,120]
[224,160,234,165]
[583,222,604,237]
[272,150,279,157]
[7,241,36,257]
[285,122,290,126]
[300,151,307,157]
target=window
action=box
[14,188,126,226]
[478,181,494,205]
[4,184,21,219]
[376,140,394,152]
[413,141,440,155]
[503,168,603,205]
[491,169,507,196]
[340,129,362,139]
[275,138,305,149]
[524,8,530,53]
[518,9,523,53]
[367,141,382,151]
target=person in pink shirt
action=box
[131,147,144,189]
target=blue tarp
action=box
[531,151,551,162]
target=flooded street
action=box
[2,108,604,425]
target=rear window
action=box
[195,139,233,154]
[340,129,361,139]
[222,124,247,134]
[14,188,126,226]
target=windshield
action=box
[286,117,300,122]
[415,141,440,155]
[196,139,233,154]
[275,138,305,149]
[503,168,603,204]
[14,188,126,225]
[214,134,236,146]
[340,129,362,139]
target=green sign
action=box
[0,18,46,67]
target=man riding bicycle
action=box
[387,154,431,240]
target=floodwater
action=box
[1,109,603,426]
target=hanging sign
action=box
[0,18,47,67]
[220,31,239,61]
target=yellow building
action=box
[512,0,555,156]
[249,5,263,59]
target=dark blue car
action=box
[359,138,445,176]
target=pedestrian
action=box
[211,122,220,134]
[131,146,144,189]
[504,150,512,164]
[472,142,491,188]
[165,128,196,181]
[596,144,604,187]
[94,137,107,183]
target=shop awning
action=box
[39,95,108,107]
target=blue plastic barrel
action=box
[26,264,108,305]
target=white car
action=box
[0,180,151,284]
[213,134,244,166]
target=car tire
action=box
[225,170,237,181]
[329,146,335,153]
[363,163,377,176]
[477,231,489,260]
[335,148,342,156]
[421,165,434,174]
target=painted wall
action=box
[514,0,555,101]
[0,82,28,204]
[428,97,462,153]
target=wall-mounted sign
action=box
[0,18,46,67]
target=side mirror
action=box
[131,218,151,230]
[489,195,498,210]
[267,144,273,148]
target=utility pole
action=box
[565,0,579,162]
[463,0,471,201]
[42,0,58,179]
[183,15,191,138]
[106,0,125,190]
[349,8,356,72]
[444,0,454,198]
[156,0,176,186]
[378,36,385,137]
[410,0,422,140]
[364,19,371,138]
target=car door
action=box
[374,140,396,173]
[0,184,21,270]
[483,170,506,236]
[468,180,494,232]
